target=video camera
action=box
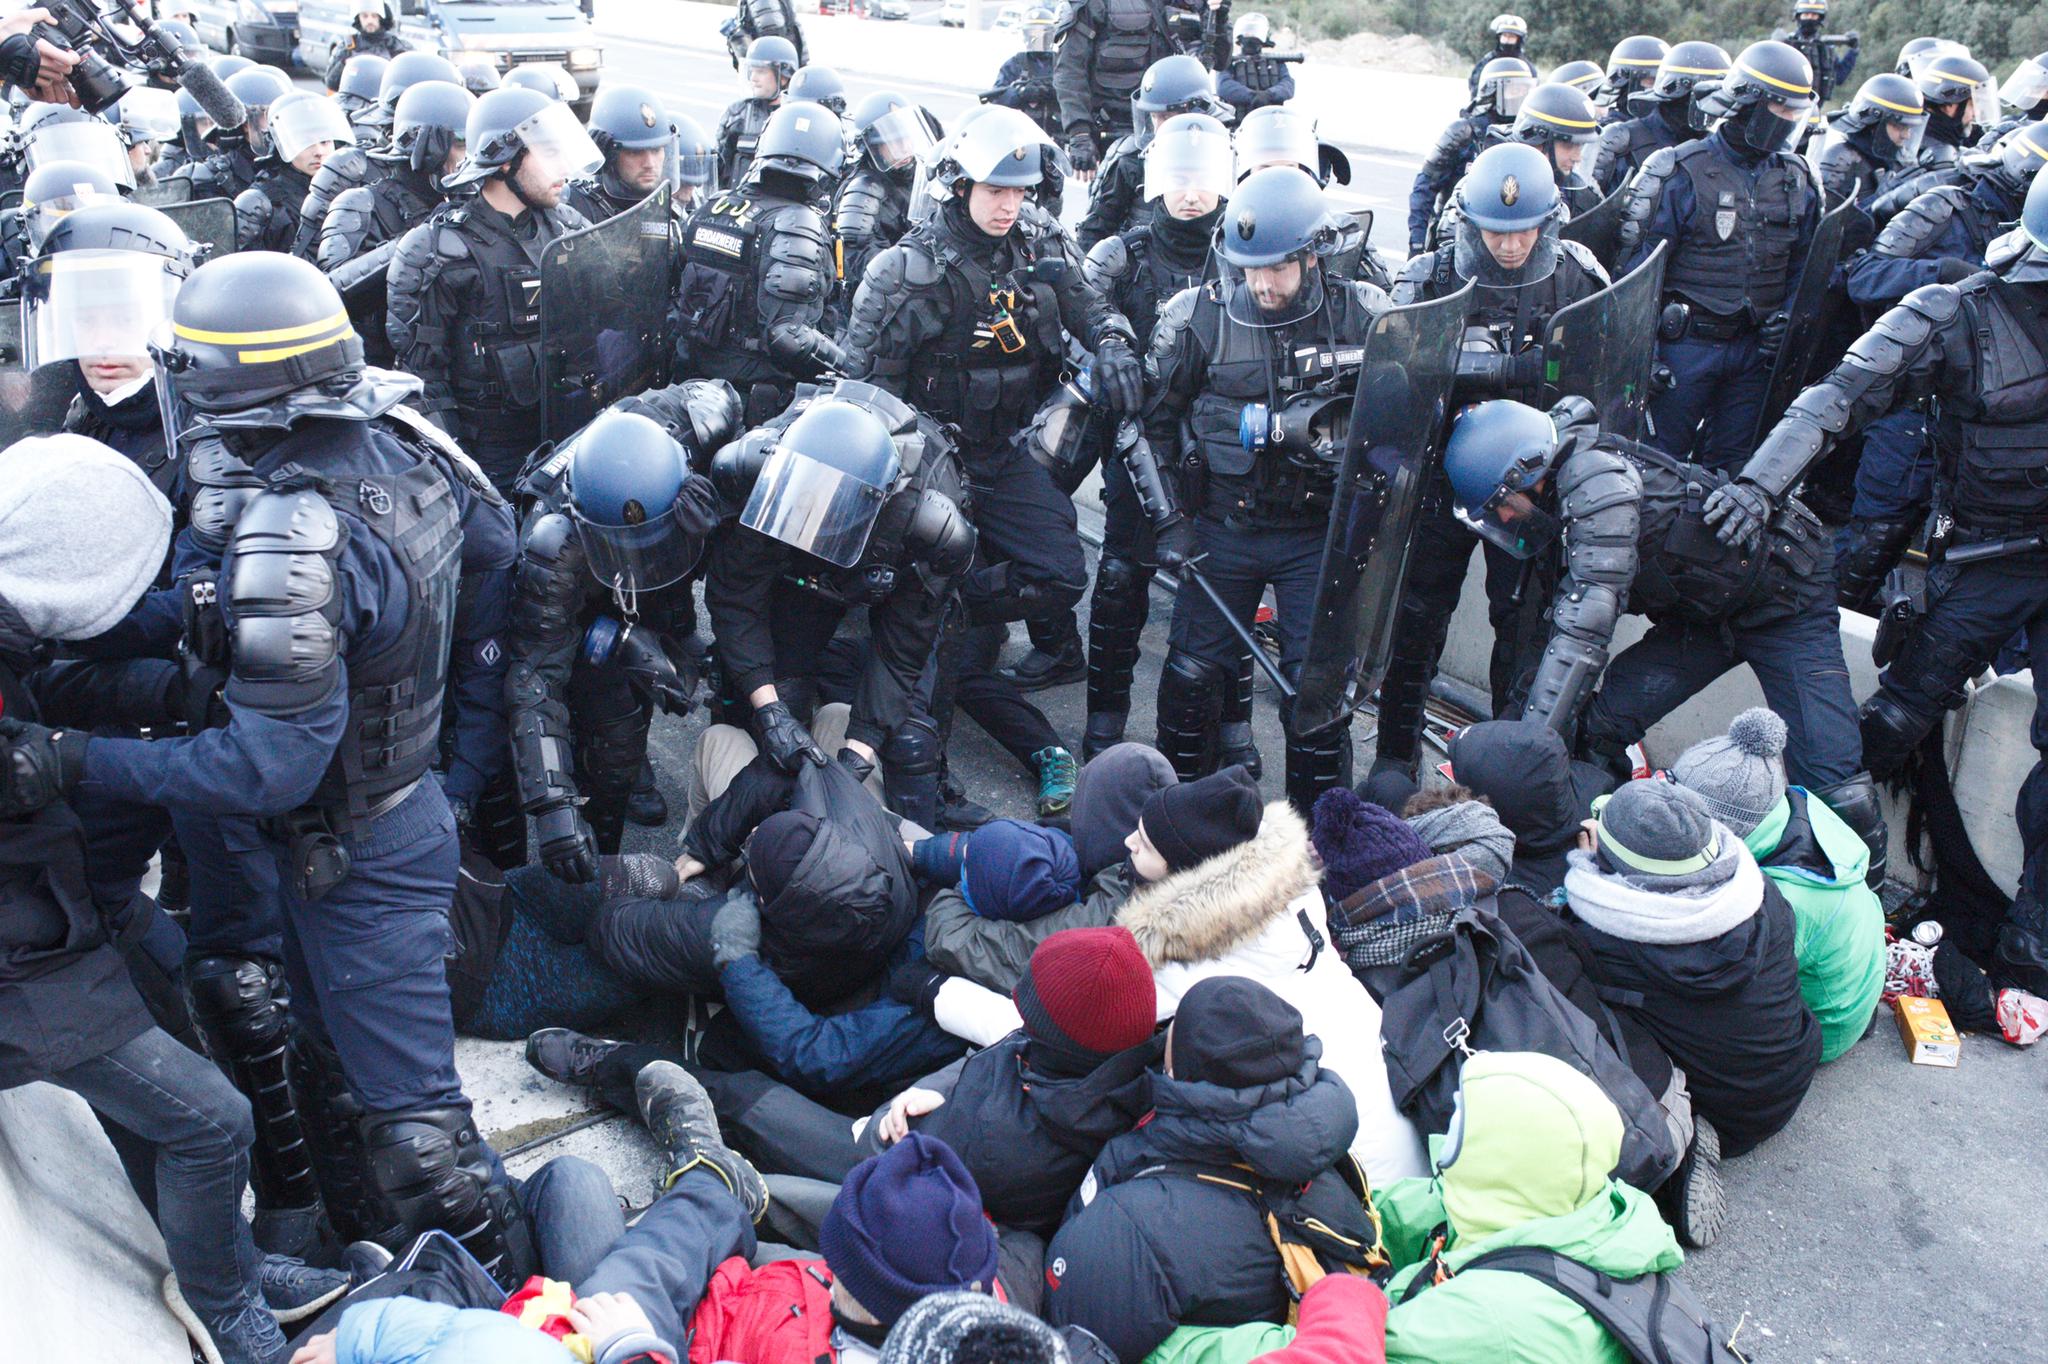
[26,0,244,126]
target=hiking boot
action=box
[1032,745,1078,818]
[1215,722,1263,780]
[997,631,1086,692]
[525,1028,627,1088]
[1660,1117,1726,1249]
[259,1254,351,1324]
[626,757,668,827]
[1081,711,1127,762]
[635,1061,769,1224]
[162,1276,287,1364]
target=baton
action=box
[1170,553,1298,699]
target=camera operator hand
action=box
[0,9,83,106]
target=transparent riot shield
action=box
[1558,184,1630,273]
[1291,283,1471,736]
[160,197,237,259]
[1752,192,1859,447]
[133,178,195,207]
[541,185,676,441]
[0,309,80,447]
[1543,240,1666,442]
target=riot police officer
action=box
[24,252,533,1281]
[1052,0,1180,180]
[388,85,602,492]
[1991,51,2048,141]
[1586,40,1729,196]
[718,35,797,189]
[703,387,975,797]
[566,83,677,224]
[724,0,809,71]
[833,91,937,296]
[1146,165,1391,810]
[295,51,465,260]
[1619,41,1822,472]
[174,64,290,199]
[1233,105,1393,289]
[1409,54,1535,255]
[1909,51,1992,175]
[153,87,211,181]
[674,99,849,423]
[1078,51,1224,251]
[671,112,718,215]
[236,92,357,252]
[506,391,737,880]
[1498,80,1605,216]
[1816,73,1927,207]
[1468,13,1528,99]
[324,1,409,90]
[1441,396,1888,883]
[1544,61,1606,100]
[320,79,474,366]
[1705,175,2048,981]
[1598,35,1668,124]
[1775,0,1857,105]
[333,52,391,120]
[1217,12,1294,124]
[1372,144,1610,781]
[4,160,122,294]
[987,3,1060,135]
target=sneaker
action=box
[635,1061,769,1224]
[1660,1117,1727,1249]
[162,1275,287,1364]
[625,757,668,827]
[997,635,1087,691]
[1032,745,1078,818]
[259,1254,351,1324]
[525,1027,627,1087]
[342,1240,394,1284]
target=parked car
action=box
[939,0,965,24]
[869,0,911,19]
[296,0,601,114]
[184,0,298,65]
[994,3,1023,29]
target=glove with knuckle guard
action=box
[1065,132,1098,174]
[1701,479,1776,550]
[1934,257,1976,285]
[753,700,826,771]
[1093,337,1144,415]
[1756,311,1790,359]
[710,892,764,970]
[1155,516,1195,571]
[0,719,88,818]
[534,801,599,884]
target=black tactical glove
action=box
[534,801,599,884]
[710,892,764,970]
[1756,310,1790,360]
[1935,257,1976,284]
[1065,131,1099,176]
[753,699,826,771]
[1844,29,1859,47]
[1155,515,1196,571]
[1093,336,1144,415]
[182,571,229,669]
[0,718,88,818]
[887,957,946,1017]
[0,33,44,91]
[1701,479,1776,551]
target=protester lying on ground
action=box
[1043,976,1380,1363]
[1671,708,1886,1062]
[1449,719,1613,901]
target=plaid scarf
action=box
[1330,854,1497,970]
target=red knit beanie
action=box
[1013,926,1157,1057]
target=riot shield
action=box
[1559,184,1630,273]
[1292,283,1470,736]
[541,185,675,441]
[133,178,194,207]
[1348,207,1373,241]
[1543,240,1666,442]
[1752,192,1859,447]
[160,197,237,259]
[0,313,82,447]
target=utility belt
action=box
[1209,460,1334,528]
[262,777,421,904]
[1658,300,1754,343]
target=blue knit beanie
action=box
[962,820,1081,923]
[821,1133,1000,1326]
[1311,786,1435,905]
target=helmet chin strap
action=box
[503,150,547,212]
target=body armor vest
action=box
[1113,221,1213,344]
[1942,276,2048,532]
[900,221,1063,449]
[1089,0,1170,131]
[1663,139,1810,319]
[440,204,562,439]
[678,188,774,357]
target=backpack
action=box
[1357,898,1681,1191]
[1399,1243,1749,1364]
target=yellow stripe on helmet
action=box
[236,326,357,365]
[1739,62,1812,96]
[1865,93,1924,115]
[172,309,354,346]
[1527,107,1600,130]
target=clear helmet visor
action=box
[1233,108,1320,181]
[120,88,181,143]
[24,250,183,371]
[1883,111,1929,163]
[672,142,719,189]
[1143,123,1234,203]
[740,445,898,567]
[27,123,137,191]
[2002,59,2048,110]
[271,97,358,164]
[1970,78,2001,128]
[1221,255,1326,327]
[863,104,937,173]
[1454,484,1561,559]
[570,501,705,594]
[24,183,121,251]
[1730,98,1804,154]
[516,101,605,182]
[1494,76,1536,117]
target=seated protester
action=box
[1448,719,1611,901]
[1142,1275,1389,1364]
[878,1293,1077,1364]
[921,743,1174,993]
[1043,977,1379,1363]
[1565,779,1821,1159]
[1671,709,1885,1062]
[1119,770,1431,1185]
[1393,785,1516,887]
[1376,1052,1689,1364]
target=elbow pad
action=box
[905,489,976,578]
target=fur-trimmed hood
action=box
[1119,801,1319,967]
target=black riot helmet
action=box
[21,160,122,252]
[23,202,192,373]
[1999,52,2048,121]
[748,100,847,188]
[1895,37,1944,77]
[1512,82,1601,155]
[588,82,675,158]
[1602,35,1668,107]
[1915,52,1995,145]
[1545,61,1604,97]
[564,409,711,593]
[1980,120,2048,198]
[225,66,293,156]
[442,85,602,191]
[1132,53,1224,133]
[741,399,904,567]
[1835,73,1927,167]
[851,90,937,174]
[364,51,464,132]
[1645,41,1731,129]
[1474,56,1538,120]
[373,79,474,176]
[787,65,848,116]
[336,54,391,115]
[158,253,364,417]
[1704,40,1815,158]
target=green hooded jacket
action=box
[1744,789,1887,1061]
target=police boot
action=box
[1000,613,1087,691]
[1157,647,1227,782]
[882,714,944,829]
[1813,772,1889,888]
[938,763,997,831]
[625,756,668,827]
[1082,711,1128,761]
[1284,716,1354,819]
[1216,651,1263,779]
[585,800,627,857]
[186,954,329,1258]
[1084,555,1154,760]
[1370,650,1433,774]
[1834,518,1917,614]
[157,837,190,925]
[1857,692,1934,787]
[362,1105,534,1290]
[1993,922,2048,997]
[287,1030,397,1248]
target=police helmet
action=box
[565,409,707,592]
[1217,164,1331,267]
[1442,399,1563,559]
[674,113,718,191]
[209,53,254,81]
[114,89,178,152]
[1454,143,1562,285]
[1605,34,1668,91]
[1488,13,1527,40]
[1232,105,1326,182]
[1649,41,1732,105]
[749,100,847,185]
[786,65,848,116]
[1233,12,1270,48]
[1545,61,1604,95]
[931,104,1056,193]
[1982,120,2048,196]
[225,65,293,154]
[504,63,576,102]
[24,202,192,372]
[376,80,474,175]
[459,62,500,94]
[744,35,800,89]
[852,90,937,174]
[1513,82,1601,148]
[1837,73,1927,165]
[364,51,465,130]
[1022,2,1057,51]
[1132,53,1222,130]
[38,198,193,263]
[22,160,122,252]
[588,83,674,158]
[1792,0,1828,17]
[337,54,391,110]
[1475,56,1538,119]
[1895,36,1943,76]
[444,85,602,189]
[2020,156,2048,254]
[1915,51,1995,143]
[2000,52,2048,117]
[161,253,364,414]
[1703,41,1815,157]
[741,399,904,568]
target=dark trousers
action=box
[1649,332,1771,473]
[1167,514,1322,701]
[593,1044,867,1185]
[174,809,285,961]
[960,439,1089,629]
[951,621,1063,767]
[577,1174,757,1349]
[1848,409,1935,521]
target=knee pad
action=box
[1858,691,1936,785]
[1157,648,1228,779]
[1284,719,1353,817]
[883,714,944,828]
[576,708,652,801]
[1833,519,1916,614]
[1813,772,1889,888]
[363,1105,531,1287]
[1090,555,1154,626]
[1088,556,1154,715]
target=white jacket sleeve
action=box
[932,976,1024,1048]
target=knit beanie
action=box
[1311,786,1434,905]
[0,433,172,641]
[821,1133,1000,1327]
[1013,926,1156,1059]
[745,810,821,905]
[1138,765,1263,873]
[1593,779,1720,882]
[1169,975,1306,1088]
[1671,708,1790,837]
[963,820,1081,923]
[878,1292,1070,1364]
